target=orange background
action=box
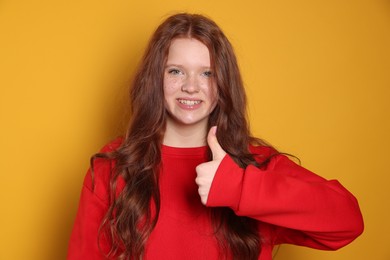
[1,0,389,259]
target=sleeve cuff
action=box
[206,154,245,210]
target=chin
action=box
[171,116,209,127]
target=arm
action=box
[206,151,364,250]
[67,139,122,259]
[67,175,110,260]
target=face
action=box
[163,38,217,129]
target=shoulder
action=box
[99,137,123,153]
[92,137,123,170]
[248,144,279,166]
[249,144,325,181]
[249,144,277,157]
[248,144,301,173]
[82,137,124,202]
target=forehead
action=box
[166,38,211,66]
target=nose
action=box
[181,74,200,93]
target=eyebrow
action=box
[165,64,183,68]
[165,64,212,70]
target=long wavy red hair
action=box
[93,13,271,260]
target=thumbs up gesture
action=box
[195,126,227,205]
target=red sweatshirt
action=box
[67,139,363,260]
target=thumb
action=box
[207,126,226,160]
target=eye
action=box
[202,71,213,77]
[168,68,183,75]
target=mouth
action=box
[177,99,202,106]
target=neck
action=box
[163,118,207,147]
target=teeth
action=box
[178,99,201,105]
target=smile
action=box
[178,99,202,105]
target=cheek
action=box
[203,80,218,105]
[164,76,181,94]
[210,91,218,110]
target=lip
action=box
[177,98,203,110]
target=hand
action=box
[195,126,227,205]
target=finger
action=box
[207,126,226,160]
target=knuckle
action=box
[196,164,204,172]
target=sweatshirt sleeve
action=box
[67,139,122,260]
[206,149,364,250]
[67,174,110,260]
